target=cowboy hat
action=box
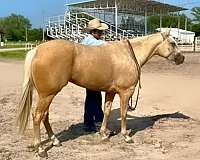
[85,19,108,31]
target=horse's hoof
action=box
[37,150,48,158]
[37,147,48,158]
[124,135,133,143]
[53,142,62,147]
[50,135,61,147]
[53,140,62,147]
[101,134,110,142]
[99,130,110,142]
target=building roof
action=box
[66,0,187,15]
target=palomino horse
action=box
[17,31,184,157]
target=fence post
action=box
[193,37,196,53]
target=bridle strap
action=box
[127,39,141,88]
[126,39,141,111]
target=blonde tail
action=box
[17,48,37,134]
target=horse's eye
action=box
[171,42,176,47]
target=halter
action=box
[126,39,141,111]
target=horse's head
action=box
[156,31,185,65]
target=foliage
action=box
[191,24,200,37]
[1,14,31,41]
[147,13,192,33]
[191,7,200,36]
[0,18,5,33]
[191,7,200,23]
[120,16,144,34]
[0,14,43,42]
[119,13,195,35]
[28,28,43,41]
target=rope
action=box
[126,39,141,111]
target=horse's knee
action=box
[32,112,44,125]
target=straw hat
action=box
[86,19,108,31]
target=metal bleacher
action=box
[45,0,186,42]
[45,11,137,42]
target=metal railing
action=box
[45,11,143,42]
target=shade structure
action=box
[66,0,186,16]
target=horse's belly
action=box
[70,71,113,91]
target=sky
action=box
[0,0,200,28]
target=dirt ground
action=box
[0,53,200,160]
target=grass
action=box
[0,50,26,59]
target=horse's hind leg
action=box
[43,112,61,146]
[32,94,55,157]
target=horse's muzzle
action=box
[174,53,185,65]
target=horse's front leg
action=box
[119,87,135,143]
[100,92,115,140]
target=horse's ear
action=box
[169,26,172,32]
[161,29,170,40]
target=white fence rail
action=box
[0,42,38,51]
[25,43,37,51]
[178,44,200,52]
[178,37,200,52]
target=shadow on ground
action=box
[56,122,92,143]
[109,109,191,136]
[56,109,190,143]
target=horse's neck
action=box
[130,34,163,66]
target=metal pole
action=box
[185,17,187,31]
[75,13,78,25]
[160,10,162,32]
[104,10,106,21]
[193,37,196,52]
[178,12,180,40]
[69,11,71,31]
[42,10,45,41]
[144,7,147,35]
[75,13,78,33]
[25,26,28,42]
[43,27,45,41]
[115,0,118,37]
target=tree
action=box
[1,14,31,41]
[0,18,5,42]
[192,24,200,36]
[148,13,192,33]
[191,7,200,36]
[28,28,43,41]
[0,14,45,41]
[191,7,200,23]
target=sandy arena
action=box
[0,53,200,160]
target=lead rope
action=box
[126,39,141,111]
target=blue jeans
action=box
[84,89,104,127]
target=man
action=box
[81,18,108,132]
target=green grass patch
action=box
[0,50,26,59]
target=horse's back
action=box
[32,40,75,95]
